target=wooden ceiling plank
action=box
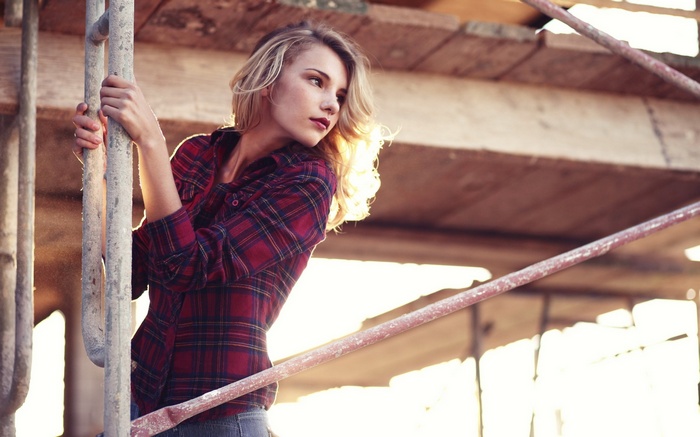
[4,29,700,173]
[370,0,544,24]
[349,3,459,71]
[511,171,663,238]
[566,177,700,238]
[436,160,600,235]
[135,0,279,51]
[500,30,621,88]
[242,1,369,54]
[584,54,679,99]
[414,21,538,79]
[37,0,164,36]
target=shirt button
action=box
[231,199,239,206]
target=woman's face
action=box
[261,43,348,149]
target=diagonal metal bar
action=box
[131,200,700,436]
[520,0,700,100]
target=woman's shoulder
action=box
[172,128,239,161]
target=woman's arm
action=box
[99,74,182,221]
[145,163,335,293]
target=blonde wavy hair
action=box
[228,21,388,231]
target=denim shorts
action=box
[98,403,271,437]
[152,407,271,437]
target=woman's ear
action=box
[261,85,271,97]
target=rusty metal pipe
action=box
[520,0,700,100]
[131,199,700,436]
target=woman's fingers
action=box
[71,102,105,166]
[98,74,163,148]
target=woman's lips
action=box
[311,117,330,130]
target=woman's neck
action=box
[215,130,290,184]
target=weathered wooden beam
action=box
[1,28,700,173]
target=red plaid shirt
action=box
[130,128,335,421]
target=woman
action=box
[72,21,387,436]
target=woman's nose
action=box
[322,97,340,115]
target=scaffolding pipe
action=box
[0,110,19,437]
[103,0,134,435]
[520,0,700,100]
[0,0,37,434]
[8,0,38,418]
[131,199,700,436]
[81,0,107,369]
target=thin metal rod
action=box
[131,200,700,436]
[520,0,700,100]
[81,0,107,369]
[104,0,134,435]
[7,0,38,417]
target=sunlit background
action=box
[16,1,700,435]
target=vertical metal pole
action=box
[104,0,134,435]
[82,0,107,368]
[0,0,37,433]
[10,0,38,418]
[0,117,19,437]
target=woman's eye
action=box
[337,94,346,106]
[310,77,322,87]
